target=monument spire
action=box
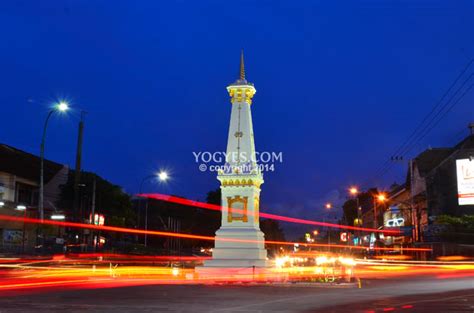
[201,52,268,269]
[240,49,245,80]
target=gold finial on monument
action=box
[227,49,256,104]
[240,49,245,80]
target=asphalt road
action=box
[0,277,472,313]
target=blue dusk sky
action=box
[1,1,474,225]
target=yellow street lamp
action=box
[349,187,358,195]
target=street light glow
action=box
[158,171,169,182]
[377,193,387,202]
[57,101,69,112]
[325,203,332,209]
[349,187,358,195]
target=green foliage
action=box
[342,199,357,226]
[342,188,380,225]
[436,214,474,232]
[260,219,286,242]
[206,188,221,205]
[260,219,286,256]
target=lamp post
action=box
[139,171,169,246]
[374,193,386,229]
[39,102,69,222]
[349,187,360,246]
[325,203,332,251]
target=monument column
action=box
[203,51,268,268]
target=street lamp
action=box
[373,192,387,228]
[139,170,170,247]
[39,101,69,221]
[349,186,361,246]
[139,171,169,193]
[349,187,358,196]
[323,203,333,251]
[158,171,169,182]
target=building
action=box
[387,125,474,256]
[0,144,68,253]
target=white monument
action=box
[203,51,268,268]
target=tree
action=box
[201,188,221,236]
[436,214,474,243]
[341,188,380,226]
[58,171,136,228]
[260,219,286,256]
[206,188,221,205]
[342,199,358,226]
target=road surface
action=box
[0,276,472,312]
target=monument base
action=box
[204,227,268,264]
[202,258,270,268]
[196,227,274,280]
[195,262,284,282]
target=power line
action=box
[373,82,474,182]
[366,57,474,187]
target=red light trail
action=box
[139,193,401,234]
[0,214,430,252]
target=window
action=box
[16,183,37,206]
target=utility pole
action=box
[73,111,86,222]
[410,159,418,243]
[91,176,96,251]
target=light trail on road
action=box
[0,254,473,296]
[139,193,401,234]
[0,214,430,252]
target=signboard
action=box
[385,217,405,227]
[3,229,22,244]
[456,158,474,205]
[340,232,347,242]
[90,213,105,226]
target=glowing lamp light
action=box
[171,267,180,276]
[16,205,26,211]
[51,214,65,220]
[275,256,289,268]
[325,203,332,209]
[377,193,387,202]
[57,101,69,112]
[349,187,358,195]
[158,171,169,182]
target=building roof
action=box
[410,134,474,180]
[414,148,453,177]
[0,143,65,184]
[454,134,474,150]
